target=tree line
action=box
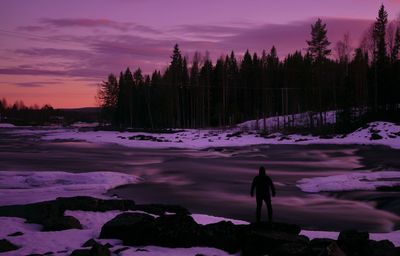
[0,98,57,125]
[97,4,400,132]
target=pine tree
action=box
[391,27,400,63]
[373,4,388,110]
[307,18,331,62]
[97,74,119,123]
[373,4,388,64]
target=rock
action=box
[0,196,136,231]
[201,221,245,253]
[82,239,97,247]
[104,243,113,248]
[89,243,110,256]
[70,249,90,256]
[242,230,308,256]
[308,238,336,256]
[99,212,157,245]
[270,242,309,256]
[0,239,19,253]
[7,231,24,236]
[153,214,202,247]
[113,247,130,254]
[249,221,302,235]
[337,230,369,255]
[55,196,136,212]
[320,242,346,256]
[370,133,383,140]
[42,216,82,231]
[366,240,397,256]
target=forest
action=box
[98,4,400,132]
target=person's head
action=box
[259,166,266,176]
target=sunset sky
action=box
[1,0,400,108]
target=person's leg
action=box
[265,197,273,223]
[256,196,262,222]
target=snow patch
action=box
[191,214,249,225]
[301,229,400,247]
[297,171,400,193]
[0,171,139,206]
[0,123,15,128]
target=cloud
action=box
[218,17,374,57]
[1,16,375,81]
[18,25,48,32]
[14,81,59,87]
[40,18,161,34]
[15,48,92,59]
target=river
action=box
[1,127,399,232]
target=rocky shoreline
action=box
[0,196,399,256]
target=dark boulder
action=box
[99,212,156,245]
[82,239,97,248]
[201,221,245,253]
[0,239,19,253]
[270,242,309,256]
[56,196,136,212]
[319,242,346,256]
[7,231,24,236]
[89,243,110,256]
[248,221,302,235]
[70,249,90,256]
[308,238,336,256]
[42,216,82,231]
[365,240,397,256]
[241,230,308,256]
[153,214,202,247]
[0,196,137,231]
[337,230,369,255]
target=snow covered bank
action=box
[297,171,400,193]
[0,123,15,128]
[300,229,400,247]
[238,111,336,131]
[1,209,398,256]
[35,121,400,149]
[0,171,139,206]
[0,210,237,256]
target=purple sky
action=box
[1,0,400,108]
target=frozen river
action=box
[1,127,400,232]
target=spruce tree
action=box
[307,18,331,62]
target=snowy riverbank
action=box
[2,121,398,150]
[0,171,399,255]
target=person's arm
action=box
[269,176,276,197]
[250,177,257,197]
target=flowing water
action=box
[1,127,400,232]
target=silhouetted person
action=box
[250,166,276,223]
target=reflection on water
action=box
[1,129,400,232]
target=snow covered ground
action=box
[22,121,398,149]
[297,171,400,193]
[1,209,398,256]
[238,111,337,131]
[300,229,400,247]
[0,171,139,206]
[0,171,399,255]
[0,123,15,128]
